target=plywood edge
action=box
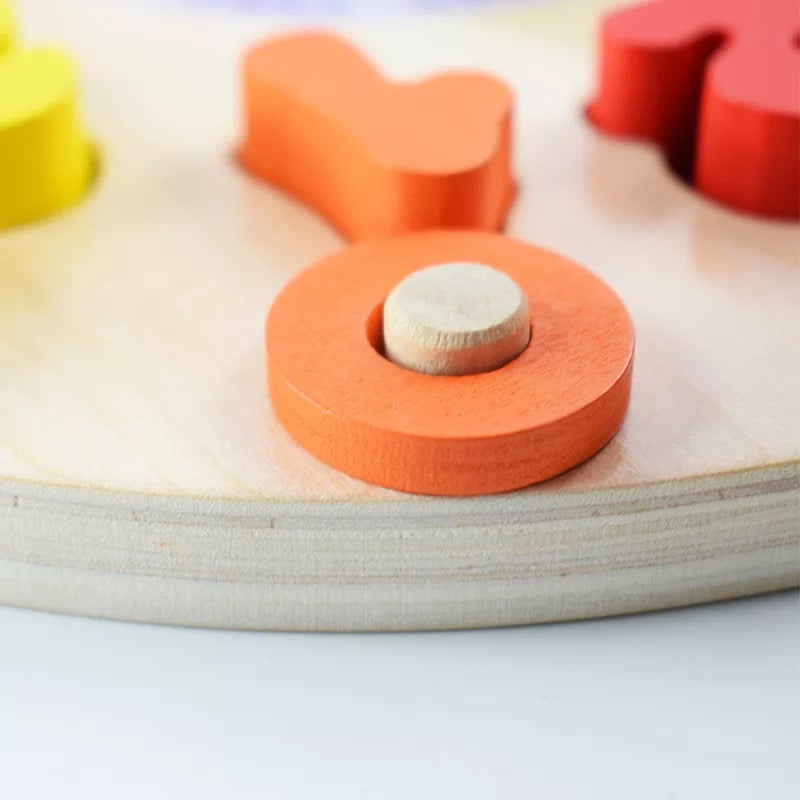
[1,458,797,520]
[0,548,796,631]
[0,461,797,630]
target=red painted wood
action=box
[589,0,800,220]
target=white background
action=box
[1,592,797,799]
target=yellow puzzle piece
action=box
[0,2,93,228]
[0,1,14,54]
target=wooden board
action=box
[0,0,798,630]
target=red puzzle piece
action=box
[589,0,800,220]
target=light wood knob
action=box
[382,262,531,376]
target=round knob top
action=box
[382,261,531,376]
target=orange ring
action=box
[267,230,634,496]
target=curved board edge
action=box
[1,461,797,630]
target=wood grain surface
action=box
[0,0,798,629]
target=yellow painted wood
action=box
[0,46,93,228]
[0,1,14,55]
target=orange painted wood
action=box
[238,32,516,240]
[588,0,800,220]
[267,230,635,496]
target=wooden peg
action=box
[382,262,530,376]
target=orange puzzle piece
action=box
[267,230,634,496]
[589,0,800,220]
[239,32,516,240]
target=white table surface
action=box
[1,592,797,800]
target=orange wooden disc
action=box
[267,230,634,496]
